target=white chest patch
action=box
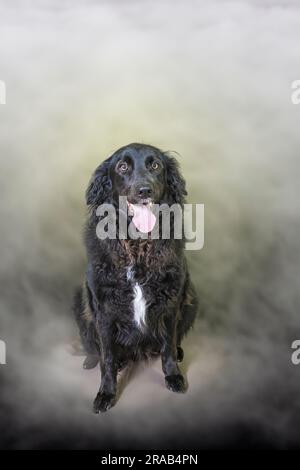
[127,267,147,329]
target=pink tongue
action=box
[131,204,156,233]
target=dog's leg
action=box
[175,277,198,364]
[85,265,118,412]
[93,320,118,413]
[161,313,187,393]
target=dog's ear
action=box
[165,154,187,205]
[86,159,112,206]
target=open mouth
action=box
[127,198,153,214]
[127,199,156,233]
[141,198,154,207]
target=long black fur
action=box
[73,143,198,413]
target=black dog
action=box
[73,143,197,413]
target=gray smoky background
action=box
[0,0,300,450]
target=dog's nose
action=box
[138,186,153,198]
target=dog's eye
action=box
[152,161,159,170]
[119,162,128,173]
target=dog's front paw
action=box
[165,374,187,393]
[93,392,116,413]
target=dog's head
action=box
[86,143,187,211]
